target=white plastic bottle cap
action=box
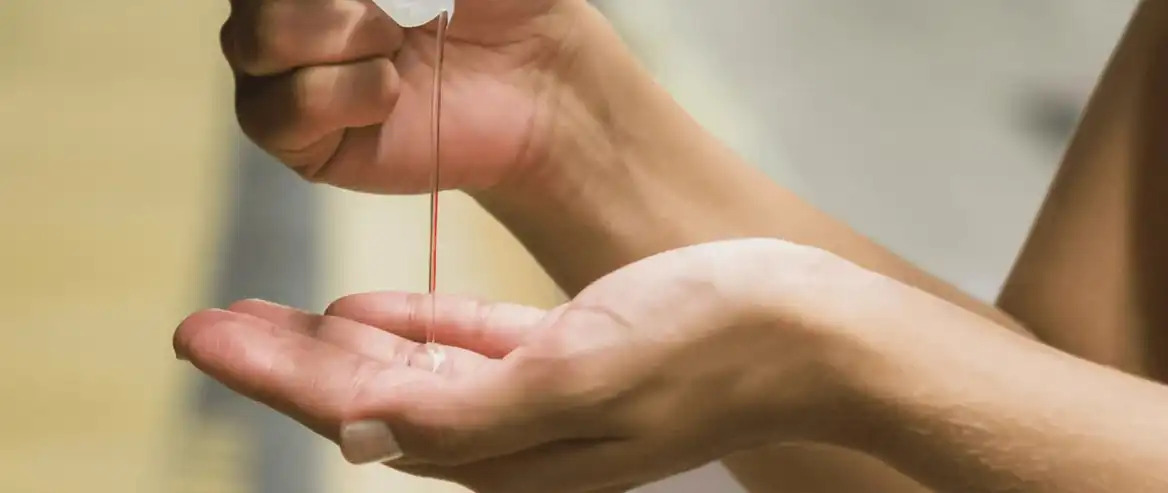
[375,0,455,28]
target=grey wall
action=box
[600,1,1138,492]
[605,0,1135,299]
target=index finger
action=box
[236,57,400,176]
[224,0,403,77]
[174,308,439,439]
[326,292,549,358]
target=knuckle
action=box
[291,67,338,122]
[369,57,400,104]
[219,19,236,61]
[236,3,300,75]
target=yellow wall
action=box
[0,1,558,491]
[0,1,231,492]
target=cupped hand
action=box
[222,0,595,193]
[173,239,867,492]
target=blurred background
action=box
[0,0,1140,492]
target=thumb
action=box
[337,358,576,467]
[326,291,549,358]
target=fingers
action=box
[224,0,403,77]
[174,308,436,439]
[224,0,404,176]
[188,300,571,466]
[231,299,416,361]
[227,299,490,373]
[327,292,549,358]
[324,295,631,467]
[236,57,399,174]
[176,302,578,468]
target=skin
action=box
[997,0,1168,381]
[223,0,566,193]
[221,0,1017,328]
[219,2,1025,487]
[176,239,859,493]
[190,0,1168,491]
[174,238,1168,493]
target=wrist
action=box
[735,247,935,449]
[474,4,771,293]
[476,1,649,200]
[735,246,878,446]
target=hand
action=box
[173,239,870,492]
[222,0,602,194]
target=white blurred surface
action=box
[599,1,1137,492]
[606,0,1136,300]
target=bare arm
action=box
[799,3,1168,489]
[476,4,1026,491]
[479,2,1024,335]
[998,0,1168,379]
[827,271,1168,493]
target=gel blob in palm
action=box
[375,0,455,28]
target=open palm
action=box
[174,240,832,492]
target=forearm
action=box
[998,0,1168,377]
[479,2,1022,332]
[476,4,1024,492]
[837,284,1168,493]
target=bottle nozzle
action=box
[374,0,455,28]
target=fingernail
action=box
[340,421,403,465]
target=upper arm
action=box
[998,0,1168,379]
